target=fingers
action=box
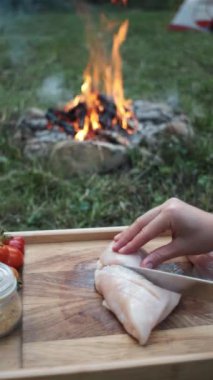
[188,252,213,265]
[113,232,122,241]
[141,241,180,268]
[113,220,145,253]
[113,206,161,253]
[188,253,213,280]
[117,211,170,255]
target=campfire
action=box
[14,0,193,176]
[45,1,138,144]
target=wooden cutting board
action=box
[0,228,213,380]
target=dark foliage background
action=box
[1,0,183,12]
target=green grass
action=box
[0,8,212,231]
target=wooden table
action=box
[0,227,213,380]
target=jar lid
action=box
[0,263,17,299]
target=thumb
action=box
[141,241,180,268]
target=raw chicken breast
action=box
[97,242,147,269]
[98,242,193,276]
[95,265,181,345]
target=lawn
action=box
[0,7,212,231]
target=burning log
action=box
[46,109,75,137]
[95,129,130,146]
[45,92,137,142]
[66,103,87,125]
[98,94,117,119]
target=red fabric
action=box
[168,24,197,31]
[196,20,211,28]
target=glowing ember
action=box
[47,0,137,142]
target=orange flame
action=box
[65,4,137,142]
[112,19,130,129]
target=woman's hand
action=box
[188,252,213,280]
[112,198,213,268]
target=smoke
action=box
[0,2,75,107]
[8,37,30,65]
[37,74,73,105]
[0,4,32,67]
[166,89,180,110]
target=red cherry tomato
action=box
[2,237,11,245]
[5,247,24,269]
[13,236,25,247]
[0,245,9,264]
[8,239,24,254]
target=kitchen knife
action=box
[124,265,213,293]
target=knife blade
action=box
[124,265,213,293]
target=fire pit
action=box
[14,100,193,177]
[13,3,193,177]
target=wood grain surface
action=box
[0,229,212,380]
[0,330,21,370]
[22,236,213,369]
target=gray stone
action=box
[166,116,194,139]
[26,118,48,130]
[49,140,129,176]
[21,107,46,119]
[134,101,174,122]
[24,138,53,159]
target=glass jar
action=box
[0,263,22,338]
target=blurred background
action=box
[0,0,212,231]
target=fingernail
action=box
[113,233,121,241]
[118,247,126,254]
